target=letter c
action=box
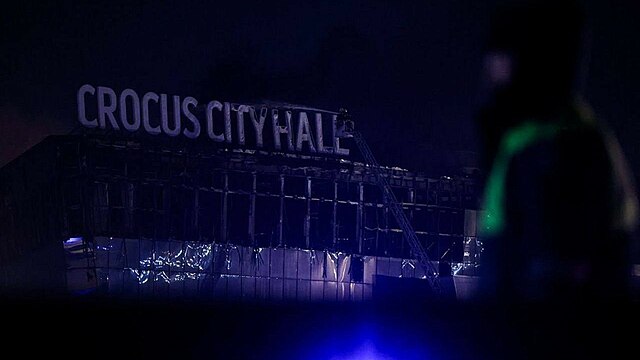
[77,84,98,128]
[142,92,161,135]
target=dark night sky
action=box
[1,1,639,181]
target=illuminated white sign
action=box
[77,84,349,155]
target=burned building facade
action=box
[0,96,482,301]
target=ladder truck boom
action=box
[337,109,441,295]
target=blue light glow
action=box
[328,341,395,360]
[298,320,433,360]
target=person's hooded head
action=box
[479,0,587,165]
[483,0,587,113]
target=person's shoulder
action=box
[507,119,609,178]
[556,100,608,152]
[554,121,608,165]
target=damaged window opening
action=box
[3,133,480,301]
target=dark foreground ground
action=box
[2,294,638,359]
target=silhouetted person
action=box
[477,0,638,302]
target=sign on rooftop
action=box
[77,84,349,156]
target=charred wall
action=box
[0,134,481,297]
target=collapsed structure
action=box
[0,102,482,301]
